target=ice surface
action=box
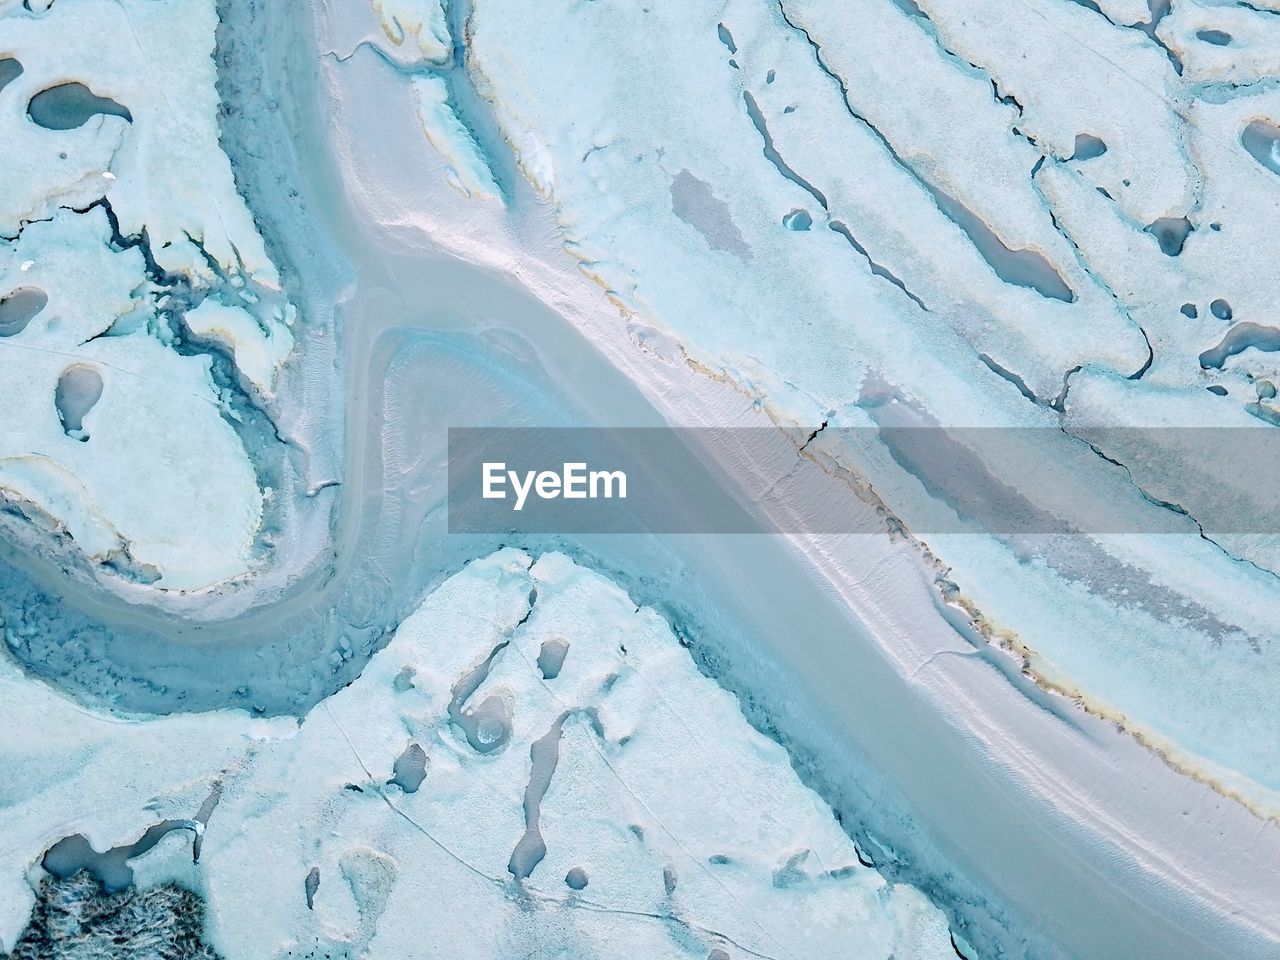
[0,551,957,959]
[0,210,262,588]
[183,297,296,397]
[369,0,452,67]
[412,75,502,202]
[0,0,323,594]
[466,0,1280,810]
[1158,0,1280,84]
[298,0,1280,952]
[1,0,282,288]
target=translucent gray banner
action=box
[447,427,1280,535]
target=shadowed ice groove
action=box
[829,219,928,308]
[1241,119,1280,175]
[928,182,1075,301]
[27,82,132,129]
[742,90,829,208]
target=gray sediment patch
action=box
[671,170,753,259]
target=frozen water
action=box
[1242,119,1280,176]
[52,366,103,441]
[0,551,958,959]
[0,0,329,596]
[26,82,131,130]
[0,287,46,336]
[1200,322,1280,368]
[1069,133,1107,160]
[536,638,569,680]
[466,0,1280,817]
[369,0,451,66]
[0,210,263,588]
[0,57,21,93]
[388,743,427,793]
[3,0,1280,957]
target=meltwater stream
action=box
[0,3,1273,960]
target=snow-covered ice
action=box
[0,551,959,959]
[0,0,328,595]
[3,0,1280,956]
[465,0,1280,815]
[0,209,262,588]
[183,297,296,397]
